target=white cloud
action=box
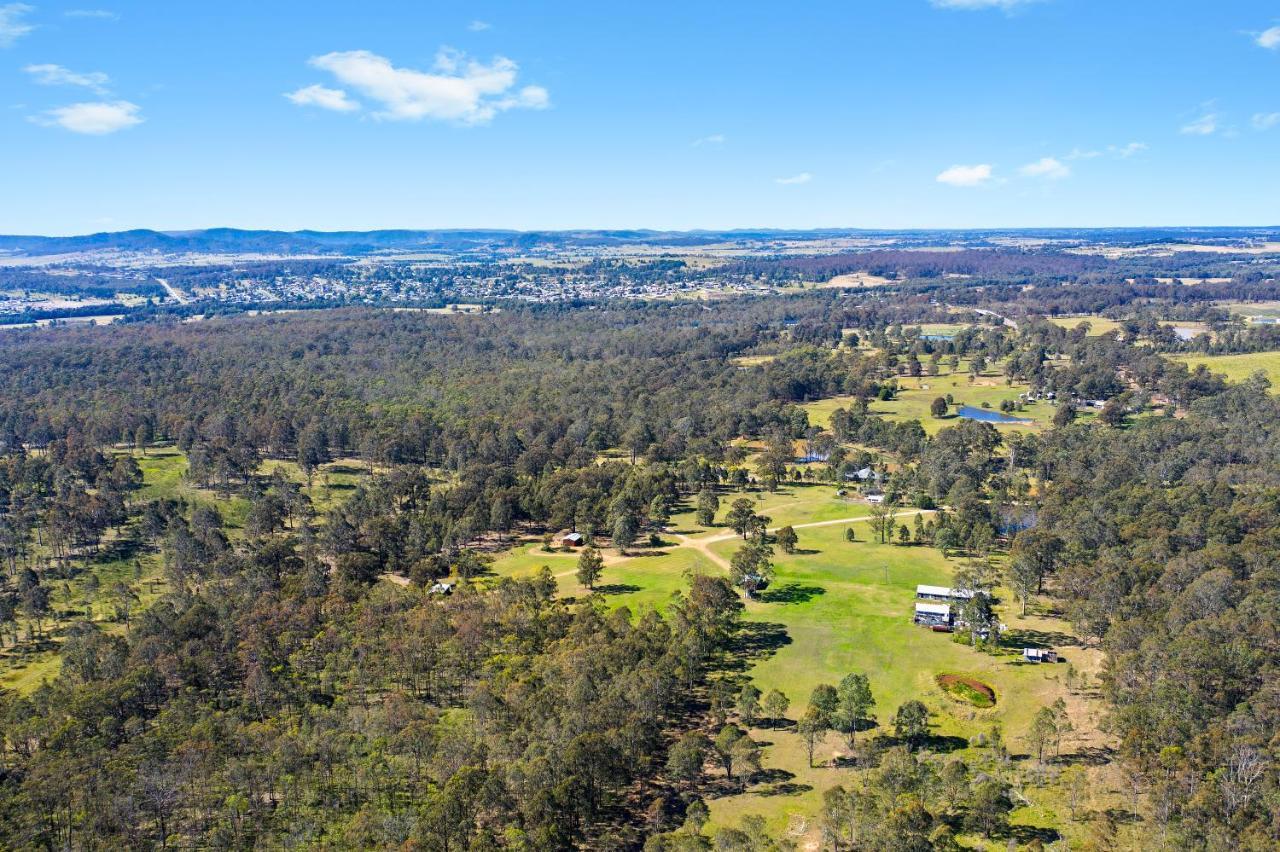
[34,100,142,134]
[0,3,34,46]
[692,133,725,146]
[1258,26,1280,49]
[1066,142,1146,160]
[303,48,549,125]
[23,63,111,94]
[468,20,491,31]
[1111,141,1147,157]
[1253,112,1280,131]
[64,8,118,19]
[936,163,993,187]
[1180,113,1218,135]
[1019,156,1070,179]
[285,83,360,112]
[930,0,1037,10]
[774,172,812,185]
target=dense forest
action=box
[0,290,1277,849]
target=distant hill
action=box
[1,226,1278,257]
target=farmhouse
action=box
[914,602,952,628]
[915,584,976,603]
[559,532,584,547]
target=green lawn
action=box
[1168,351,1280,389]
[700,523,1112,844]
[488,539,718,613]
[669,485,869,537]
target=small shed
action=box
[1023,648,1058,664]
[428,581,455,596]
[559,532,585,547]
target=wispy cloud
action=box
[1111,141,1147,157]
[468,20,491,32]
[64,8,118,19]
[299,48,549,125]
[930,0,1038,11]
[1257,26,1280,50]
[1067,142,1146,160]
[1253,112,1280,131]
[24,63,111,95]
[936,164,993,187]
[692,133,725,147]
[1018,156,1070,180]
[285,83,360,112]
[1180,113,1218,136]
[0,3,34,46]
[774,172,812,185]
[32,100,143,134]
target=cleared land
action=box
[1168,351,1280,389]
[1045,316,1123,336]
[488,484,1119,847]
[805,371,1062,436]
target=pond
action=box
[957,405,1033,425]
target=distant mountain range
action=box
[1,226,1278,257]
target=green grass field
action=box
[1045,315,1123,336]
[804,371,1065,436]
[701,525,1097,838]
[1168,351,1280,389]
[488,539,718,612]
[668,484,870,535]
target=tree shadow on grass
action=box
[1007,824,1062,845]
[1003,627,1081,648]
[1050,745,1115,767]
[892,733,968,753]
[723,622,791,672]
[756,583,825,605]
[597,583,642,596]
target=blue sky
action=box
[1,0,1278,234]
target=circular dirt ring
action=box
[936,673,997,708]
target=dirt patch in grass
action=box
[936,673,996,708]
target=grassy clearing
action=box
[1218,300,1280,321]
[480,484,1122,845]
[699,523,1117,845]
[730,354,778,368]
[1167,351,1280,389]
[668,484,869,536]
[1045,316,1123,336]
[804,370,1067,436]
[488,540,717,613]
